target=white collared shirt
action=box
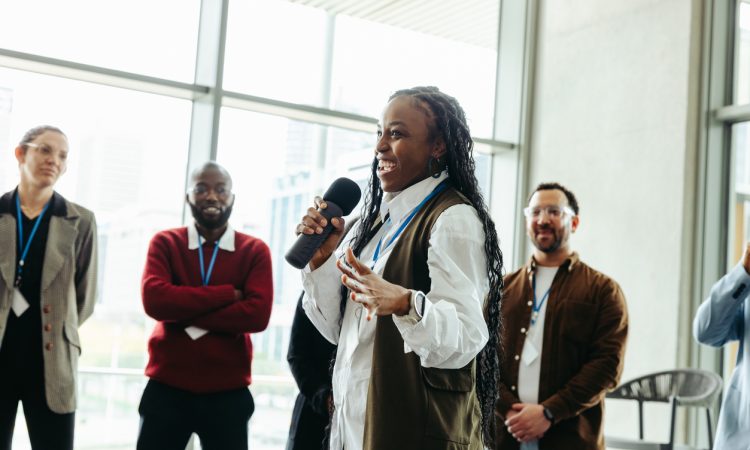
[302,173,490,450]
[185,222,235,339]
[187,222,236,252]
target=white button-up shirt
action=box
[302,173,490,450]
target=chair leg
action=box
[638,400,644,440]
[667,397,677,450]
[706,409,713,450]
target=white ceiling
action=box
[286,0,500,49]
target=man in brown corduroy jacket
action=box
[495,182,628,450]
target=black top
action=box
[287,292,335,412]
[15,190,57,304]
[286,292,336,450]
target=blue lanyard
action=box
[371,179,449,267]
[197,235,220,286]
[531,273,552,326]
[15,194,50,286]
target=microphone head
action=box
[323,177,361,216]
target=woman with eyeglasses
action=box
[295,87,504,450]
[0,125,98,450]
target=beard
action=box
[189,202,233,230]
[533,225,563,253]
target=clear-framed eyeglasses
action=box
[522,205,576,220]
[24,142,69,160]
[188,185,232,199]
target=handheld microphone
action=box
[285,177,361,269]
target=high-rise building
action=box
[0,87,13,190]
[76,135,145,213]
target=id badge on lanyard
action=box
[12,195,50,317]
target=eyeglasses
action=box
[523,205,575,220]
[189,185,232,198]
[24,142,68,160]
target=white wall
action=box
[525,0,700,441]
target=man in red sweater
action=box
[136,161,273,450]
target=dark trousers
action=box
[0,313,75,450]
[286,393,329,450]
[137,379,255,450]
[0,387,75,450]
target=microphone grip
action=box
[285,202,344,270]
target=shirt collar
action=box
[379,172,449,225]
[526,251,580,274]
[48,191,67,216]
[188,222,235,251]
[1,188,67,217]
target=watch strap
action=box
[543,407,555,425]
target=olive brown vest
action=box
[362,185,483,450]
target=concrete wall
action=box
[524,0,701,440]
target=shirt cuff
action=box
[724,262,750,302]
[731,261,750,283]
[395,290,424,324]
[393,291,429,357]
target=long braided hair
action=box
[345,86,504,447]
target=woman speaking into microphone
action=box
[0,125,97,450]
[295,87,504,450]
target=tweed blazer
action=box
[0,190,97,414]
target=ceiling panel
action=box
[286,0,500,49]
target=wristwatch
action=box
[414,291,426,318]
[542,407,555,425]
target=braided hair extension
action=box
[342,86,504,446]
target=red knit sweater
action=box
[141,227,273,393]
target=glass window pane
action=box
[330,15,498,138]
[224,0,498,138]
[473,144,494,199]
[224,0,330,106]
[735,122,750,191]
[77,372,146,450]
[726,121,750,382]
[736,0,750,103]
[0,67,191,450]
[733,122,750,240]
[0,0,200,82]
[217,107,374,449]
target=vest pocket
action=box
[421,365,475,446]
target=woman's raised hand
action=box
[295,196,346,270]
[337,247,411,319]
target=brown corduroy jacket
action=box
[495,253,628,450]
